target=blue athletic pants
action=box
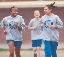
[44,40,58,57]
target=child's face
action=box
[10,7,18,17]
[44,6,52,15]
[34,10,40,18]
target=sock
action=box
[34,52,37,57]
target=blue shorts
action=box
[6,40,22,46]
[32,39,42,47]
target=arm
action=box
[28,26,37,30]
[1,18,7,35]
[2,28,7,35]
[56,16,63,29]
[41,23,44,27]
[49,25,58,29]
[14,17,25,31]
[28,19,37,30]
[14,22,22,30]
[20,17,25,31]
[49,16,63,29]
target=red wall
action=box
[0,7,64,44]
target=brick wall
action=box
[0,7,64,44]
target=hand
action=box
[33,26,37,30]
[14,22,18,27]
[49,25,56,29]
[41,24,44,27]
[4,30,7,35]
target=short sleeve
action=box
[20,16,25,31]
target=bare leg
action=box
[33,47,37,57]
[37,47,41,57]
[8,41,14,57]
[15,46,21,57]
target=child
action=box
[1,6,25,57]
[41,2,63,57]
[28,10,43,57]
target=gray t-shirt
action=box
[28,18,43,40]
[1,15,25,41]
[41,14,63,41]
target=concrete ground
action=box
[0,42,64,57]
